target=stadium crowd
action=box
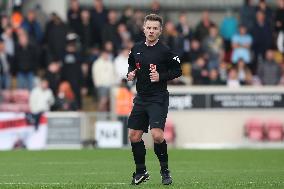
[0,0,284,112]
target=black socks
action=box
[131,139,169,173]
[154,140,168,172]
[131,140,146,174]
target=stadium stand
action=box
[0,0,283,113]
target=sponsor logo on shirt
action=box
[149,64,157,72]
[136,63,141,70]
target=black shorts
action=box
[127,92,169,133]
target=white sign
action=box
[95,121,123,148]
[0,113,48,150]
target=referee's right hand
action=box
[127,69,137,81]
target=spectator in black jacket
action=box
[78,9,94,55]
[191,56,209,85]
[90,0,108,47]
[44,60,61,96]
[194,11,215,42]
[274,0,284,33]
[61,33,83,109]
[44,13,68,60]
[67,0,82,35]
[252,10,273,74]
[102,10,119,51]
[14,31,38,90]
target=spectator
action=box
[239,0,255,34]
[29,78,54,111]
[115,78,133,116]
[208,68,224,85]
[90,0,108,47]
[92,50,116,111]
[44,60,61,96]
[277,30,284,53]
[257,49,282,85]
[29,78,54,130]
[84,46,101,95]
[119,6,134,28]
[227,67,241,88]
[117,23,132,50]
[236,58,253,85]
[150,0,163,16]
[255,0,273,26]
[103,41,115,59]
[131,10,145,42]
[61,33,83,109]
[274,0,284,33]
[114,48,129,82]
[78,9,94,55]
[1,26,15,57]
[54,81,78,111]
[191,56,209,85]
[0,37,12,89]
[33,4,48,30]
[176,12,193,62]
[101,10,119,50]
[275,0,284,53]
[11,11,24,31]
[81,61,90,97]
[187,38,204,63]
[44,13,68,60]
[87,45,100,64]
[14,31,38,90]
[231,25,252,65]
[202,25,223,70]
[195,10,215,42]
[279,64,284,85]
[67,0,81,35]
[163,21,184,57]
[176,12,193,41]
[218,61,229,83]
[219,9,238,53]
[22,9,43,44]
[252,10,273,73]
[0,15,9,34]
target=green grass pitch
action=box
[0,149,284,189]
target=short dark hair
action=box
[144,14,163,26]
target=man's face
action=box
[41,80,49,90]
[143,20,162,43]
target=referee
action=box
[127,14,182,185]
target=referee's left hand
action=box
[149,70,159,82]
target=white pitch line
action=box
[0,182,127,185]
[0,171,120,177]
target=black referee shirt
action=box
[128,40,182,96]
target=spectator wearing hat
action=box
[61,33,83,109]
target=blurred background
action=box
[1,0,284,150]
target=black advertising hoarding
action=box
[169,93,284,110]
[168,94,206,110]
[211,93,284,108]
